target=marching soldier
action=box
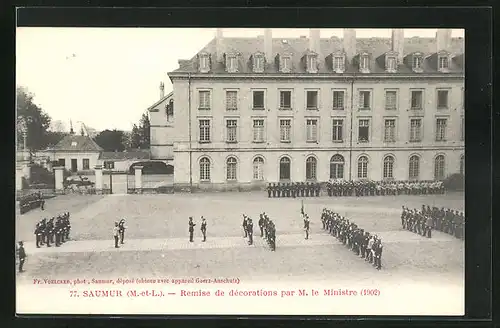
[200,217,207,242]
[242,215,248,238]
[188,217,196,242]
[17,241,27,273]
[304,215,310,240]
[247,218,254,245]
[119,218,127,244]
[113,222,120,248]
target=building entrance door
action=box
[71,159,77,172]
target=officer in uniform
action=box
[119,218,127,244]
[17,241,27,273]
[54,217,62,247]
[292,183,297,198]
[247,218,254,245]
[46,218,54,247]
[200,217,207,242]
[304,215,310,240]
[242,215,248,237]
[276,183,282,198]
[258,214,264,237]
[272,183,277,198]
[113,222,120,248]
[267,183,272,198]
[373,239,383,270]
[188,217,196,242]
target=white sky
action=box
[16,28,464,131]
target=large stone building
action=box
[152,28,464,191]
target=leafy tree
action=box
[16,86,52,151]
[138,113,151,149]
[94,129,126,152]
[129,124,142,149]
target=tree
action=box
[129,124,142,149]
[16,86,53,151]
[138,113,151,149]
[94,129,126,152]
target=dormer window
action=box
[280,55,292,73]
[359,54,370,73]
[71,141,77,147]
[253,53,264,73]
[198,53,210,73]
[306,53,318,73]
[386,56,397,72]
[438,54,449,72]
[333,55,345,73]
[412,54,423,72]
[226,54,238,73]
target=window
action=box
[384,119,396,142]
[82,158,90,170]
[226,157,237,180]
[306,91,318,109]
[166,99,174,121]
[333,91,344,110]
[357,156,368,179]
[307,55,318,73]
[330,155,344,179]
[226,91,237,110]
[306,119,318,142]
[460,116,464,141]
[411,90,423,110]
[358,119,370,142]
[281,56,291,72]
[252,90,265,109]
[253,157,264,180]
[436,118,447,141]
[226,120,237,143]
[306,157,317,180]
[199,157,210,181]
[359,91,371,110]
[460,155,464,175]
[199,120,211,142]
[412,55,422,70]
[279,119,291,142]
[386,56,396,71]
[199,55,210,72]
[409,155,420,180]
[385,90,397,110]
[280,90,292,109]
[434,155,445,180]
[409,119,422,142]
[227,56,238,72]
[253,119,265,142]
[199,91,211,110]
[334,56,345,72]
[332,119,343,142]
[360,55,369,70]
[253,55,264,72]
[383,156,395,180]
[279,157,291,180]
[104,161,114,169]
[438,56,449,70]
[58,158,65,167]
[437,90,449,109]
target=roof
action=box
[170,36,464,75]
[147,91,173,112]
[51,134,103,152]
[99,150,151,161]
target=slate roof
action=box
[99,150,151,161]
[51,134,103,152]
[171,36,464,75]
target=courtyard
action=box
[16,191,465,315]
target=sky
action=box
[16,28,464,131]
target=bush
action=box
[443,173,464,191]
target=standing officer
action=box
[272,183,277,198]
[54,217,62,247]
[113,222,120,248]
[200,217,207,242]
[373,239,383,270]
[247,218,254,245]
[242,215,248,237]
[267,183,272,198]
[188,217,196,242]
[276,183,282,198]
[119,219,127,244]
[258,214,264,237]
[34,222,42,248]
[304,215,310,240]
[17,241,27,273]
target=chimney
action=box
[436,29,452,52]
[391,29,404,63]
[159,82,165,99]
[215,28,224,62]
[309,29,320,53]
[343,29,357,60]
[264,29,273,64]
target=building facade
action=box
[158,28,464,191]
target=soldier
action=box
[258,214,264,237]
[242,215,248,238]
[315,183,320,197]
[401,206,406,229]
[361,232,370,259]
[200,217,207,242]
[304,215,310,240]
[366,235,375,263]
[267,183,272,198]
[17,241,27,273]
[119,218,127,244]
[269,221,276,251]
[276,183,282,198]
[65,213,71,240]
[54,217,62,247]
[34,222,42,248]
[373,239,383,270]
[188,217,196,242]
[113,222,120,248]
[272,183,277,198]
[45,218,54,247]
[247,218,254,245]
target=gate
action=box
[127,172,136,194]
[142,174,174,194]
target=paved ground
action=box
[15,191,465,315]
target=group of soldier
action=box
[240,213,276,251]
[187,217,207,243]
[401,205,465,240]
[112,219,127,248]
[321,209,384,270]
[34,212,71,248]
[19,192,45,214]
[326,180,445,197]
[267,182,321,198]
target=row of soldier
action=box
[401,207,433,238]
[321,209,384,270]
[20,192,45,214]
[267,182,321,198]
[241,213,276,251]
[34,212,71,248]
[326,180,445,197]
[415,205,464,239]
